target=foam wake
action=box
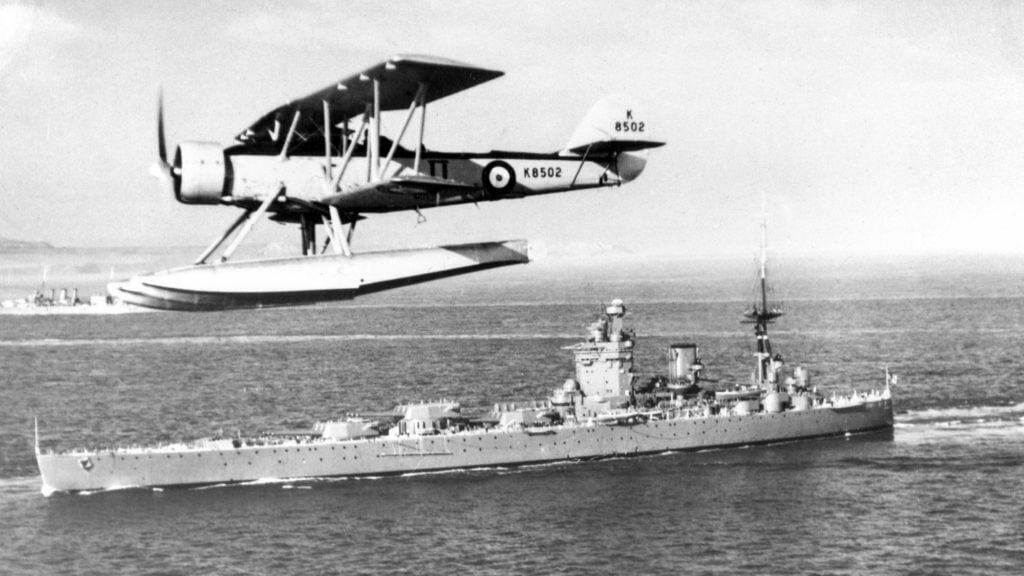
[897,401,1024,425]
[0,475,44,499]
[895,401,1024,444]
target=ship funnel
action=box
[669,343,699,380]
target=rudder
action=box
[560,94,664,156]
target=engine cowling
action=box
[174,141,229,204]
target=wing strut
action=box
[317,207,352,257]
[323,99,332,184]
[381,83,428,176]
[301,214,317,256]
[329,111,369,192]
[414,97,426,173]
[371,78,380,180]
[320,97,349,257]
[278,111,302,160]
[347,218,357,245]
[327,205,351,256]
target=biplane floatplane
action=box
[112,55,663,311]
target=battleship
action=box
[36,283,895,494]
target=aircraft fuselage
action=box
[175,146,647,218]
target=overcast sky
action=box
[3,0,1024,258]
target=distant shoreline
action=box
[2,243,1023,304]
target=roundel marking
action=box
[482,161,516,194]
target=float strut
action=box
[219,187,282,263]
[194,210,252,265]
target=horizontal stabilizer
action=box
[563,139,665,156]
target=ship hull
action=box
[37,398,892,493]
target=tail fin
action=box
[560,94,664,156]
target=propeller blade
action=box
[157,88,167,164]
[150,89,176,197]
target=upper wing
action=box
[236,54,503,145]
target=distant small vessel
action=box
[36,290,894,494]
[0,287,138,315]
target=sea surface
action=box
[1,258,1023,575]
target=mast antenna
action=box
[743,191,782,385]
[760,190,768,316]
[745,191,781,327]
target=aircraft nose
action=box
[616,151,648,183]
